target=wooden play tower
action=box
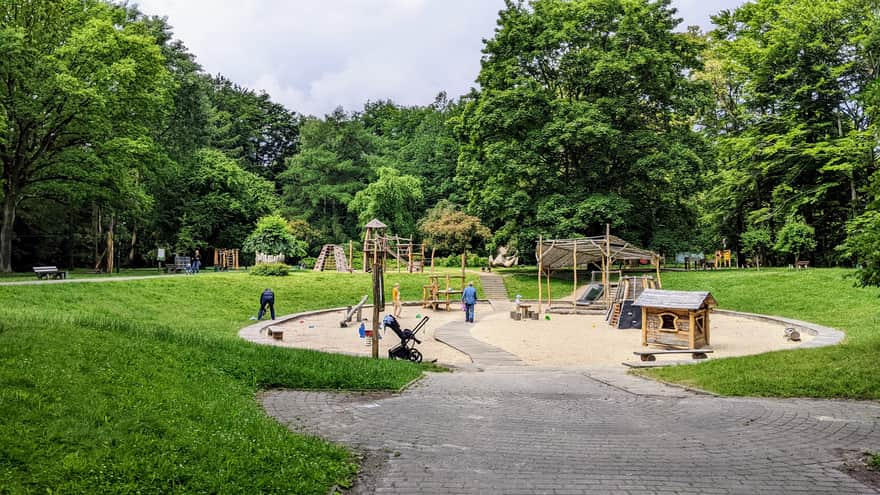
[362,219,388,271]
[361,219,425,273]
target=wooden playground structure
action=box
[421,273,465,311]
[362,218,426,273]
[214,248,239,270]
[313,244,350,272]
[536,228,661,314]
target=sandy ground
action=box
[268,303,812,368]
[471,311,811,368]
[269,307,473,365]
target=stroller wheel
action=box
[408,349,423,363]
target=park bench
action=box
[33,266,67,280]
[796,260,809,269]
[633,349,714,362]
[164,256,191,273]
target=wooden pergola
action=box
[536,228,661,312]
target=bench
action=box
[796,260,809,270]
[266,327,284,340]
[164,256,192,273]
[33,266,67,280]
[633,349,714,362]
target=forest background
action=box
[2,0,880,286]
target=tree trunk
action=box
[128,224,137,263]
[106,215,115,274]
[0,187,17,272]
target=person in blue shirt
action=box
[257,288,275,320]
[461,281,478,323]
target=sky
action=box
[134,0,747,117]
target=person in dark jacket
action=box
[257,288,275,320]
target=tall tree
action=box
[348,166,424,235]
[455,0,708,252]
[0,0,172,271]
[208,76,300,183]
[704,0,880,264]
[279,108,375,243]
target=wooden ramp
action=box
[313,245,349,272]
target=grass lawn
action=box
[0,270,462,493]
[500,267,880,399]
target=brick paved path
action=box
[263,368,880,494]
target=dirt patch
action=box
[837,449,880,490]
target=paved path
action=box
[263,369,880,494]
[262,289,880,494]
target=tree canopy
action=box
[4,0,880,289]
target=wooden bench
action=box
[796,260,809,270]
[33,266,66,280]
[633,349,714,362]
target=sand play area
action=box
[262,302,813,369]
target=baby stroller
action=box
[383,314,429,363]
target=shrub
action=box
[300,257,317,269]
[249,262,290,276]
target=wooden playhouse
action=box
[633,289,717,349]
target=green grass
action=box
[498,267,880,399]
[870,453,880,469]
[0,271,448,493]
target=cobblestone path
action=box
[262,368,880,494]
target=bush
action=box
[300,257,317,269]
[249,263,290,276]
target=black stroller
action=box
[383,314,429,363]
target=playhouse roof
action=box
[634,289,717,310]
[364,219,387,229]
[538,235,658,269]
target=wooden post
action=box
[546,268,551,309]
[688,311,696,349]
[641,306,648,346]
[461,251,466,279]
[655,255,662,288]
[430,247,436,273]
[704,310,711,345]
[371,262,383,359]
[538,235,543,314]
[408,242,413,273]
[396,244,401,273]
[349,240,353,273]
[603,224,611,308]
[363,228,368,273]
[572,247,578,303]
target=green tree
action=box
[174,148,278,249]
[242,214,307,258]
[0,0,173,271]
[740,226,773,268]
[704,0,880,265]
[207,76,300,182]
[774,217,817,265]
[838,210,880,286]
[419,201,491,257]
[349,167,424,235]
[279,109,375,243]
[455,0,708,251]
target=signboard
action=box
[157,248,166,261]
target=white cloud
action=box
[133,0,746,115]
